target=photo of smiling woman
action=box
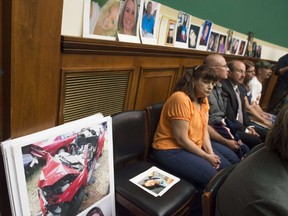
[118,0,139,36]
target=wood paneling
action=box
[2,0,64,139]
[135,67,180,109]
[60,36,207,119]
[1,1,63,214]
[1,1,10,215]
[60,36,277,122]
[59,68,135,123]
[261,73,278,110]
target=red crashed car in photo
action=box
[31,133,77,158]
[37,124,106,216]
[38,144,96,216]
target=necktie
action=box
[235,86,243,124]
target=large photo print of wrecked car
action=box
[21,120,114,216]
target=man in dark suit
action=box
[221,60,266,148]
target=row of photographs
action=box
[82,0,262,58]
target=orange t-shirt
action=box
[152,91,209,150]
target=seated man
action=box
[215,105,288,216]
[241,60,273,128]
[221,59,267,149]
[248,60,275,124]
[204,54,250,163]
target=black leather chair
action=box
[145,102,164,161]
[202,164,237,216]
[112,110,197,216]
[245,142,265,158]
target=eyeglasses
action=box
[214,64,229,69]
[246,70,255,73]
[234,69,245,74]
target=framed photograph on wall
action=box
[217,34,227,54]
[83,0,121,41]
[1,114,115,216]
[231,37,240,55]
[245,31,254,57]
[165,19,177,46]
[252,41,257,57]
[237,40,247,56]
[156,15,176,46]
[139,0,161,45]
[207,31,220,52]
[117,0,141,43]
[174,11,190,48]
[199,20,212,46]
[225,30,233,54]
[256,45,262,58]
[188,24,200,49]
[198,20,213,51]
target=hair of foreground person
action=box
[266,104,288,160]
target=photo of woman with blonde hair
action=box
[118,0,139,36]
[92,0,121,37]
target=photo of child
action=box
[166,20,176,45]
[83,0,121,40]
[188,24,200,49]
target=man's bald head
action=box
[204,54,226,67]
[204,54,229,80]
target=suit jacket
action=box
[208,85,227,124]
[221,79,252,131]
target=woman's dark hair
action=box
[266,105,288,160]
[86,206,104,216]
[173,64,217,103]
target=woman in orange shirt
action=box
[153,65,231,189]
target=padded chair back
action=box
[112,110,148,166]
[245,142,265,158]
[202,164,237,216]
[145,103,164,160]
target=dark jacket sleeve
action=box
[221,80,249,132]
[239,86,253,127]
[275,54,288,76]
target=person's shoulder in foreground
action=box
[216,147,288,216]
[216,104,288,216]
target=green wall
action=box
[157,0,288,48]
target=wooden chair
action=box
[112,110,197,216]
[202,164,237,216]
